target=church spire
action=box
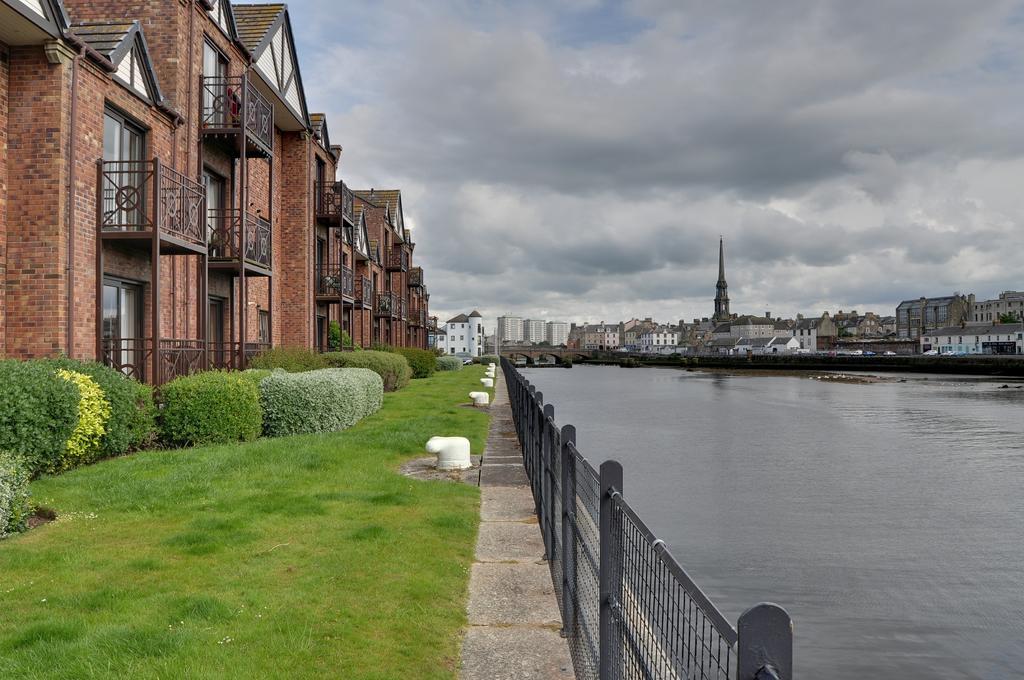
[713,237,730,322]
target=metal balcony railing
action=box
[314,180,354,224]
[101,337,205,385]
[354,276,373,308]
[98,160,205,247]
[315,263,354,299]
[208,208,272,269]
[387,244,410,272]
[200,75,274,155]
[408,266,424,288]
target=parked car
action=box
[863,351,876,356]
[923,349,939,356]
[883,351,896,356]
[455,353,474,365]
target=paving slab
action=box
[460,626,574,680]
[466,562,562,626]
[475,520,546,563]
[480,485,536,522]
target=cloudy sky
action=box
[290,0,1024,326]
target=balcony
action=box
[408,266,424,288]
[200,75,274,158]
[98,160,206,255]
[386,244,410,272]
[314,263,354,301]
[375,292,400,319]
[102,337,205,385]
[208,209,272,275]
[398,296,408,321]
[314,181,354,226]
[409,307,427,327]
[207,342,272,371]
[354,276,373,308]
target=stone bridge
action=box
[499,346,595,365]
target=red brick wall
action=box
[0,42,8,355]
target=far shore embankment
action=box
[571,353,1024,377]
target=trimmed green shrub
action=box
[436,356,463,372]
[248,346,329,373]
[0,360,80,476]
[475,355,499,365]
[158,372,263,446]
[323,351,412,392]
[391,347,436,379]
[259,368,383,437]
[55,369,112,472]
[0,451,31,538]
[328,320,342,351]
[44,358,156,456]
[239,368,276,387]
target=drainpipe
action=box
[65,49,82,357]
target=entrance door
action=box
[102,279,143,380]
[102,109,145,229]
[204,170,226,256]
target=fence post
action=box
[543,403,555,560]
[560,424,576,637]
[737,603,792,680]
[599,459,623,680]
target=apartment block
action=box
[522,318,545,344]
[0,0,429,383]
[497,315,523,343]
[545,321,569,346]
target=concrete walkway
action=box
[459,371,574,680]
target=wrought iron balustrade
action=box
[408,266,424,287]
[375,292,398,318]
[387,244,410,272]
[355,276,373,308]
[314,180,354,224]
[208,208,272,269]
[315,263,354,298]
[102,337,205,385]
[99,160,205,247]
[200,75,274,154]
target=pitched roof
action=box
[448,314,470,323]
[469,310,482,318]
[72,20,162,104]
[232,3,283,52]
[353,190,402,223]
[926,324,1022,336]
[310,113,330,149]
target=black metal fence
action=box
[501,358,793,680]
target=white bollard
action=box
[485,370,495,378]
[481,378,494,388]
[488,363,496,369]
[426,436,472,470]
[468,391,490,407]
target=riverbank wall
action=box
[577,354,1024,376]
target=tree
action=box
[998,312,1020,324]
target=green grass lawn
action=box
[0,367,492,680]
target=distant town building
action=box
[523,319,546,344]
[895,295,973,339]
[583,323,620,350]
[546,321,570,346]
[712,315,776,340]
[969,291,1024,325]
[437,310,486,356]
[638,326,678,354]
[497,316,524,343]
[622,318,657,350]
[920,324,1023,355]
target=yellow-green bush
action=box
[56,369,112,472]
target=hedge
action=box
[323,351,412,392]
[44,358,155,457]
[391,347,436,379]
[158,372,263,446]
[436,356,463,372]
[0,451,31,538]
[54,369,112,472]
[259,368,383,437]
[475,355,499,365]
[0,360,80,476]
[248,346,329,373]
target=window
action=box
[209,296,226,366]
[259,310,270,345]
[202,40,228,125]
[103,108,146,228]
[203,169,225,249]
[102,278,144,379]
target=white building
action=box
[546,321,569,347]
[523,319,546,344]
[497,316,523,343]
[920,324,1023,355]
[437,310,486,357]
[638,327,679,354]
[745,336,801,355]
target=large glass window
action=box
[202,40,228,125]
[203,169,225,251]
[102,278,143,379]
[102,109,145,229]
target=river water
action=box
[519,365,1024,679]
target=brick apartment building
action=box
[0,0,430,383]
